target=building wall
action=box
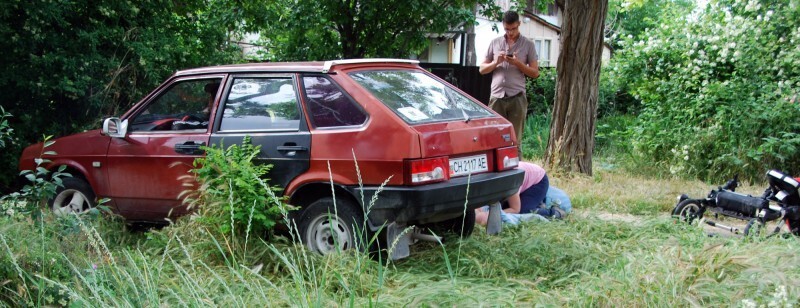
[428,38,452,63]
[520,17,560,67]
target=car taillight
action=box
[495,146,519,171]
[406,157,450,185]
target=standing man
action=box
[479,10,539,142]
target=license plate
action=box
[449,154,489,177]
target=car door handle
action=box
[277,145,307,157]
[174,141,206,155]
[277,145,308,151]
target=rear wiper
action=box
[461,109,471,123]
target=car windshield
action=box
[349,70,493,124]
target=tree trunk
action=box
[544,0,608,175]
[465,5,478,66]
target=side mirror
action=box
[102,117,128,138]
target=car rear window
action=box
[302,76,367,128]
[349,70,493,124]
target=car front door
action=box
[210,74,311,190]
[106,76,224,221]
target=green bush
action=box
[189,137,291,238]
[527,67,637,119]
[526,68,557,116]
[609,0,800,182]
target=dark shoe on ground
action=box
[551,206,566,220]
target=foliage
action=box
[1,136,71,220]
[528,67,634,118]
[521,114,551,159]
[526,68,557,115]
[0,0,246,192]
[606,0,696,50]
[0,107,17,193]
[237,0,505,60]
[0,106,11,149]
[189,136,290,237]
[609,0,800,182]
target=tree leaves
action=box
[237,0,503,60]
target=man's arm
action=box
[506,55,539,79]
[504,192,521,214]
[479,51,507,75]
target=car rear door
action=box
[210,74,311,190]
[106,76,223,220]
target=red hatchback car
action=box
[19,59,523,258]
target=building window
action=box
[535,39,551,67]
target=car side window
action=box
[302,76,367,128]
[220,78,300,131]
[130,78,221,132]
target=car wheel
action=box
[298,197,371,255]
[49,177,96,216]
[672,199,704,223]
[426,210,476,239]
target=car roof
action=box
[174,58,420,76]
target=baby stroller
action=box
[672,170,800,237]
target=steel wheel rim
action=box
[52,189,89,216]
[306,214,353,254]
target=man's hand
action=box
[505,52,520,66]
[494,51,508,65]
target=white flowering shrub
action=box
[610,0,800,181]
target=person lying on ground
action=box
[475,161,570,225]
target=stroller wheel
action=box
[744,218,766,238]
[672,199,704,223]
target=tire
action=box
[671,199,704,223]
[297,197,372,255]
[49,177,96,216]
[425,210,476,239]
[743,218,765,238]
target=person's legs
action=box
[518,174,549,213]
[489,96,510,120]
[546,186,572,213]
[505,94,528,142]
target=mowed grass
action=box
[2,165,799,307]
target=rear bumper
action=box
[345,168,524,227]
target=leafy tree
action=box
[605,0,695,49]
[237,0,502,60]
[0,0,245,191]
[610,0,800,181]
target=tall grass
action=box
[3,116,800,306]
[3,167,800,306]
[521,114,551,160]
